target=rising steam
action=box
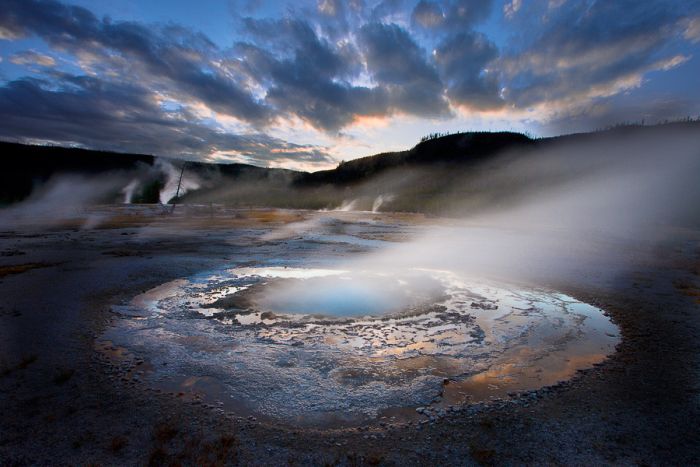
[0,173,129,228]
[156,159,201,204]
[121,179,140,204]
[372,194,395,212]
[119,158,202,205]
[266,125,700,308]
[342,126,700,286]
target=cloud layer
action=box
[0,0,698,168]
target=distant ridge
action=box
[0,142,155,203]
[1,121,698,206]
[295,131,533,186]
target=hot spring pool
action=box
[101,266,619,426]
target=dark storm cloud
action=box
[239,2,471,121]
[411,1,444,28]
[237,17,389,132]
[409,0,501,111]
[368,0,409,21]
[0,75,333,167]
[241,17,358,78]
[434,31,502,109]
[410,0,493,31]
[358,22,450,117]
[0,0,271,124]
[313,0,366,39]
[500,0,700,111]
[359,23,434,85]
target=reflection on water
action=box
[259,275,423,316]
[101,266,619,427]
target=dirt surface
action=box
[1,206,699,465]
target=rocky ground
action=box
[0,206,699,465]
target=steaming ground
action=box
[1,205,699,464]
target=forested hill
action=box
[294,131,534,186]
[2,121,698,208]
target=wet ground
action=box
[0,206,699,465]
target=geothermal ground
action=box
[104,266,618,427]
[1,206,699,465]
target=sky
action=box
[1,0,699,170]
